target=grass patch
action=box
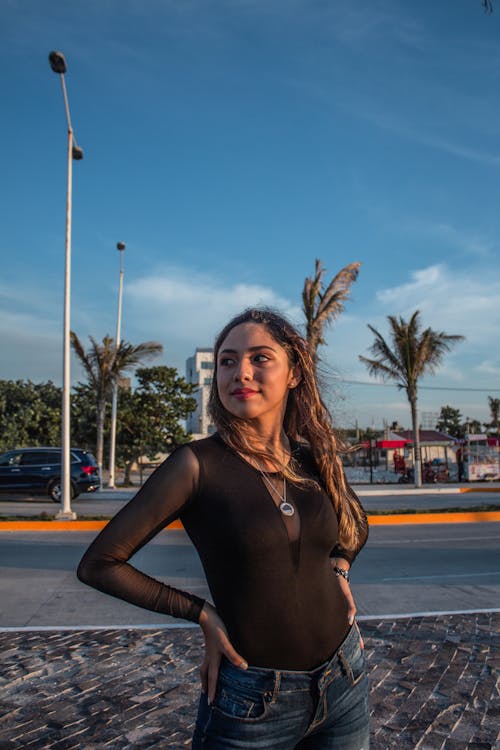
[367,504,500,515]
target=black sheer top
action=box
[77,434,368,670]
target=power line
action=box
[340,379,500,393]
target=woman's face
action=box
[216,322,298,426]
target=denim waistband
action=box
[220,621,360,693]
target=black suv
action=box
[0,447,100,502]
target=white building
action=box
[186,348,216,438]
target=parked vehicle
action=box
[0,447,100,502]
[397,467,415,484]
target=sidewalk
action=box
[0,612,497,749]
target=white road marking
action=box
[369,535,498,544]
[0,623,198,632]
[1,608,499,632]
[382,571,500,581]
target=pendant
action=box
[280,501,295,517]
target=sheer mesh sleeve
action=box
[77,446,205,623]
[330,486,369,566]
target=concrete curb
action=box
[356,485,500,496]
[367,510,500,525]
[0,512,499,531]
[459,486,500,492]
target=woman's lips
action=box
[231,389,258,400]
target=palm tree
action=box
[70,333,163,477]
[485,396,500,436]
[302,259,361,363]
[359,311,464,487]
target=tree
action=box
[484,396,500,436]
[302,259,361,363]
[465,418,482,435]
[359,311,464,487]
[70,333,163,475]
[0,379,61,452]
[436,405,464,438]
[71,383,100,451]
[115,366,197,484]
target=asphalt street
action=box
[1,485,499,518]
[1,522,498,629]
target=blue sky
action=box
[1,0,499,429]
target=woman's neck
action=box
[248,423,288,451]
[236,426,291,472]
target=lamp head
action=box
[49,51,67,74]
[117,242,126,251]
[72,145,84,160]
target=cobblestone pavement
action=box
[0,613,498,750]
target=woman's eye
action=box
[254,354,270,363]
[219,357,235,366]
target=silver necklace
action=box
[259,471,295,517]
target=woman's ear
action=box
[288,365,301,389]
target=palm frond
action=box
[70,331,98,388]
[115,341,163,373]
[415,328,464,377]
[316,262,361,321]
[360,311,464,393]
[71,333,163,390]
[358,355,405,388]
[366,323,405,379]
[302,259,361,360]
[302,259,325,339]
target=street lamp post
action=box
[48,51,83,520]
[108,242,126,489]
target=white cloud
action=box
[375,263,500,355]
[349,105,500,169]
[409,131,500,168]
[125,268,302,349]
[323,263,499,425]
[427,223,495,259]
[0,268,304,383]
[0,310,62,382]
[326,3,425,50]
[475,360,500,377]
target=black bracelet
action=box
[334,566,350,583]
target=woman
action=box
[78,308,370,749]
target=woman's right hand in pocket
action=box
[198,602,248,705]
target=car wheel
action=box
[48,480,76,503]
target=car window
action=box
[41,452,61,464]
[19,452,46,466]
[0,453,21,467]
[19,451,62,465]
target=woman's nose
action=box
[234,359,252,382]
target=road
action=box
[359,490,499,511]
[1,485,499,518]
[0,522,498,629]
[0,491,132,518]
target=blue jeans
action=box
[192,622,369,749]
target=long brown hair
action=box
[208,308,367,555]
